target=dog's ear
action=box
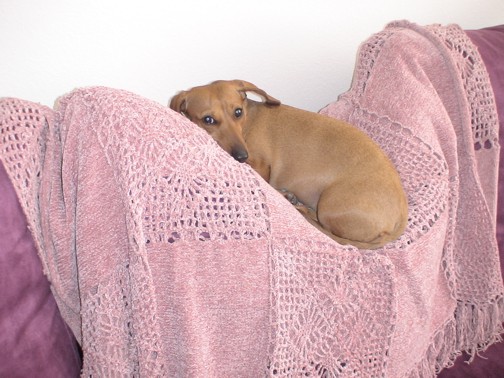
[233,80,281,106]
[169,91,188,114]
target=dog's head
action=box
[169,80,280,163]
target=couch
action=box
[1,21,503,377]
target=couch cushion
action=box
[0,160,82,377]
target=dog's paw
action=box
[278,189,318,221]
[279,188,300,205]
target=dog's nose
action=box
[232,149,248,163]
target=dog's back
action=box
[242,99,408,248]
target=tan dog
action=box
[170,80,408,249]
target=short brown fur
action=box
[170,80,408,249]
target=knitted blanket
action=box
[0,21,502,377]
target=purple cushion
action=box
[0,160,81,377]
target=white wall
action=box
[1,0,503,111]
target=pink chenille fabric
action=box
[0,21,502,377]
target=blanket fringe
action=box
[454,297,504,358]
[408,296,504,377]
[407,319,457,378]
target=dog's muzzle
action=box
[232,149,248,163]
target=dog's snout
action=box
[232,149,249,163]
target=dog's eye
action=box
[234,108,243,118]
[203,115,216,125]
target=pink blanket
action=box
[0,21,502,377]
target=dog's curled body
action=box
[170,80,408,249]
